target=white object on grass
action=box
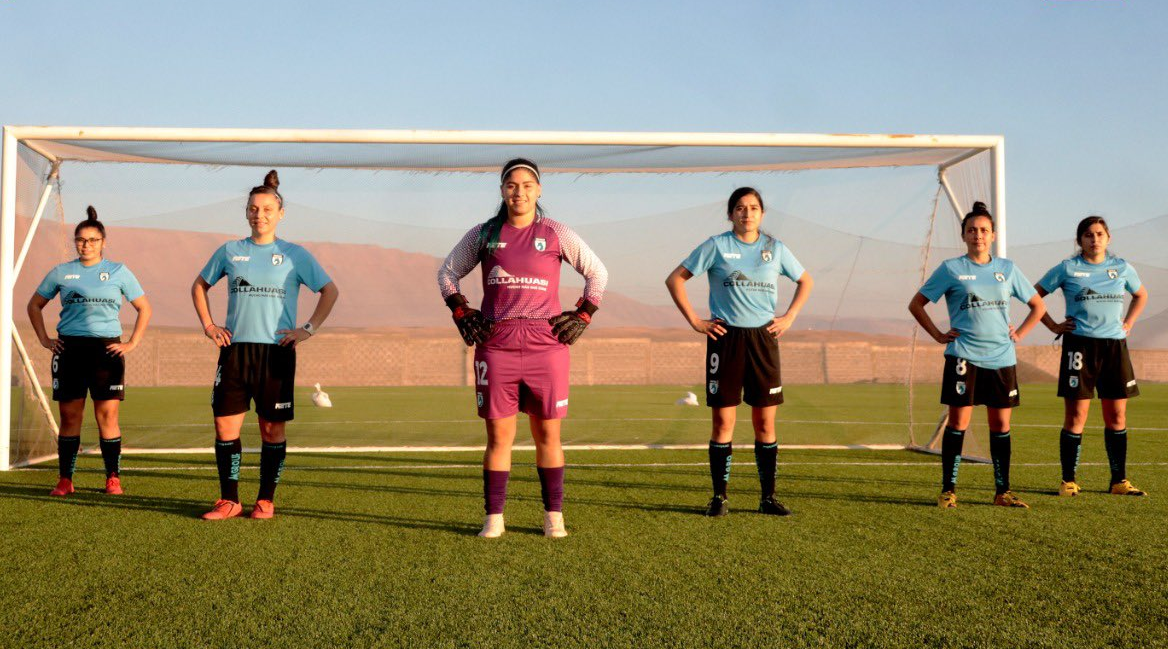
[675,391,699,406]
[311,383,332,408]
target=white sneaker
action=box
[543,511,568,538]
[478,513,505,538]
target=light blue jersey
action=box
[36,259,144,338]
[1037,256,1140,340]
[919,256,1037,369]
[681,231,805,328]
[200,238,331,345]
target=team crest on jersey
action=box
[476,392,484,408]
[99,272,109,282]
[1069,376,1079,388]
[534,237,547,252]
[761,250,773,263]
[272,254,284,266]
[994,272,1005,282]
[708,380,719,395]
[955,381,966,395]
[1107,269,1119,279]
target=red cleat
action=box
[249,500,275,520]
[49,478,74,497]
[105,476,123,495]
[201,499,243,520]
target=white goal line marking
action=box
[106,418,1168,432]
[19,461,1168,473]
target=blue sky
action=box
[2,0,1166,243]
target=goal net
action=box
[2,127,1091,468]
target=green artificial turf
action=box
[2,385,1165,648]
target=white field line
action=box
[15,461,1168,473]
[95,443,908,456]
[105,418,1168,432]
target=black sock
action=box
[940,427,965,492]
[99,437,122,478]
[754,441,778,500]
[708,441,732,498]
[1059,429,1082,483]
[1104,428,1127,484]
[57,435,81,479]
[990,430,1012,494]
[214,439,242,503]
[257,441,287,502]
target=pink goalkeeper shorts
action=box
[472,319,570,420]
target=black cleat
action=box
[704,495,729,517]
[758,496,792,516]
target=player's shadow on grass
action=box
[0,481,215,518]
[293,452,484,466]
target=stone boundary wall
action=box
[14,328,1168,387]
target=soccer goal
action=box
[0,127,1004,470]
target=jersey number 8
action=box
[955,359,967,376]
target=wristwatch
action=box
[301,322,315,336]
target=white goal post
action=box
[0,126,1005,470]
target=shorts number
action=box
[955,359,967,376]
[1066,351,1083,371]
[475,361,488,386]
[51,355,59,374]
[709,353,720,375]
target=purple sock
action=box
[537,466,565,512]
[483,469,509,515]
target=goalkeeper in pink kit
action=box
[437,158,608,538]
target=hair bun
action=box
[971,201,989,214]
[86,205,98,221]
[263,170,279,190]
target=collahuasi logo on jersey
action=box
[485,265,549,290]
[61,290,117,307]
[723,270,775,292]
[272,254,284,265]
[960,292,1008,311]
[534,238,547,252]
[1074,287,1123,304]
[229,276,286,298]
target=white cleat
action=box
[478,513,505,538]
[543,511,568,538]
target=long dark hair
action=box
[477,158,544,259]
[75,205,106,238]
[727,187,776,256]
[961,201,994,232]
[249,170,283,207]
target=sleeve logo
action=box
[99,272,110,282]
[994,272,1005,282]
[272,254,284,265]
[534,237,547,252]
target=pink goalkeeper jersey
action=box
[438,216,608,320]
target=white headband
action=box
[501,163,540,183]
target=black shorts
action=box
[52,336,125,402]
[706,325,783,408]
[1057,333,1139,400]
[940,355,1019,409]
[212,343,296,422]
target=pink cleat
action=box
[49,478,74,497]
[105,476,123,495]
[201,499,243,520]
[249,500,275,520]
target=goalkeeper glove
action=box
[548,298,597,345]
[446,294,494,346]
